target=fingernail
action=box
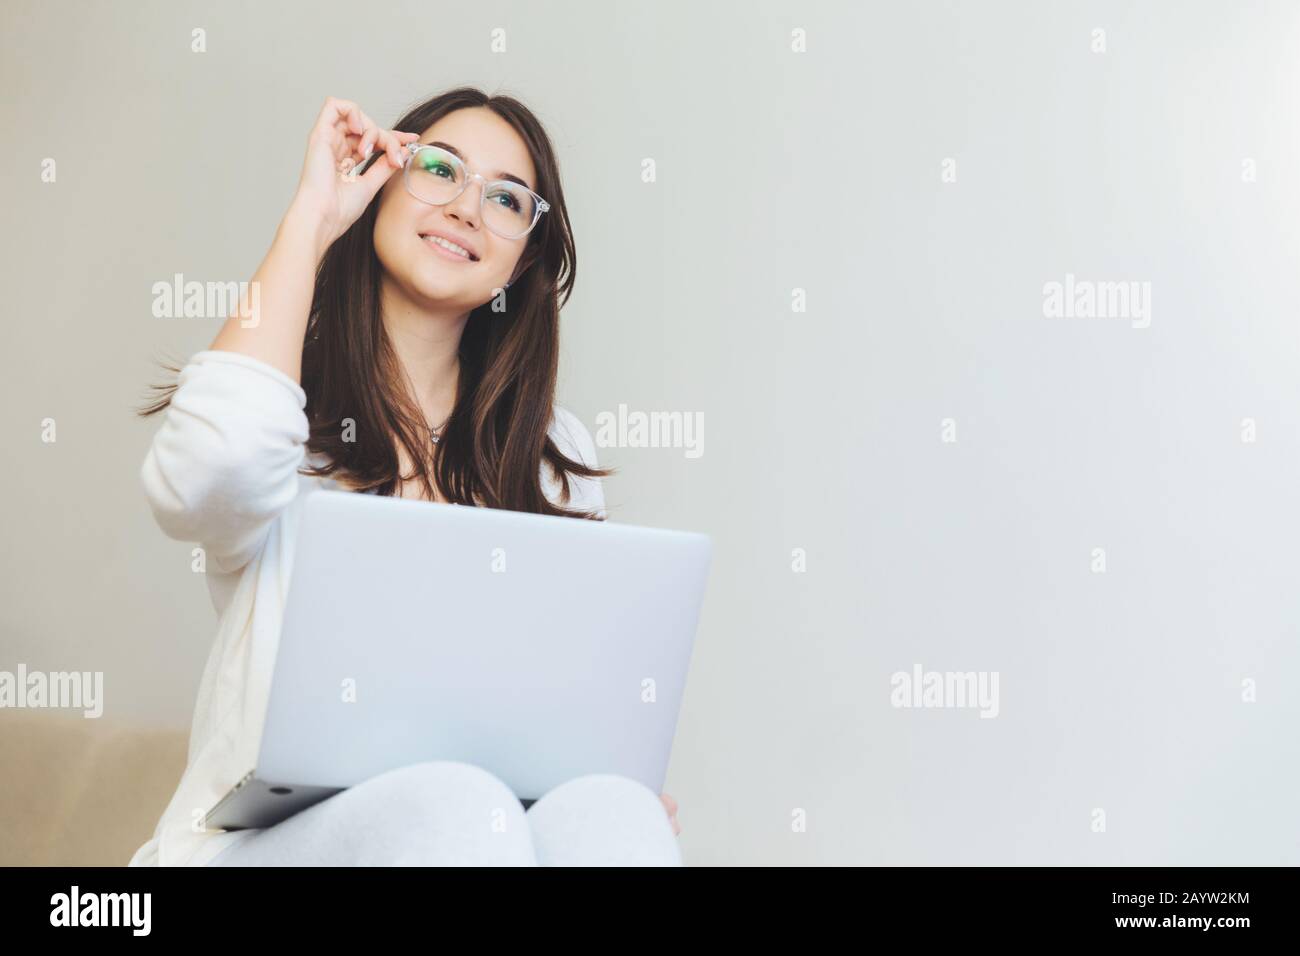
[364,143,373,159]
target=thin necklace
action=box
[430,415,450,444]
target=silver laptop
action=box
[206,489,712,831]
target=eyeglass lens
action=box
[407,146,538,238]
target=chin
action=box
[405,251,459,285]
[404,268,483,309]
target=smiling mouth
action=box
[419,233,479,262]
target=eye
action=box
[488,187,522,212]
[419,155,455,179]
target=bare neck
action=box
[379,280,470,428]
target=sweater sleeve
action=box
[549,406,607,519]
[140,349,310,572]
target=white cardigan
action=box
[128,349,606,866]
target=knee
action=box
[526,774,680,866]
[532,773,663,815]
[327,761,534,865]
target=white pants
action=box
[206,761,683,866]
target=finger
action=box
[355,113,382,161]
[315,97,364,139]
[331,134,370,179]
[310,121,349,163]
[332,99,367,137]
[377,129,404,169]
[388,130,423,166]
[355,137,392,178]
[327,122,369,167]
[357,127,380,165]
[332,116,357,139]
[335,130,363,162]
[312,100,341,138]
[354,148,400,194]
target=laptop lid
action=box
[253,489,712,802]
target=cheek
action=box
[485,239,528,282]
[371,204,410,272]
[372,210,441,287]
[482,242,516,279]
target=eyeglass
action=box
[400,143,550,240]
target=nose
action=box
[444,175,484,231]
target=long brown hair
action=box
[140,87,609,519]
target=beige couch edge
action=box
[0,710,187,866]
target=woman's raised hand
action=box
[290,97,422,249]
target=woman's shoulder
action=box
[548,405,600,469]
[546,406,606,517]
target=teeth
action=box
[422,234,472,259]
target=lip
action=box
[418,229,479,262]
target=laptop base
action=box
[206,770,538,831]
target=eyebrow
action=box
[427,141,533,191]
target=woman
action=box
[132,88,681,866]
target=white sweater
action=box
[128,349,605,866]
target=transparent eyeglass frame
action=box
[400,142,550,240]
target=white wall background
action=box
[2,0,1298,864]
